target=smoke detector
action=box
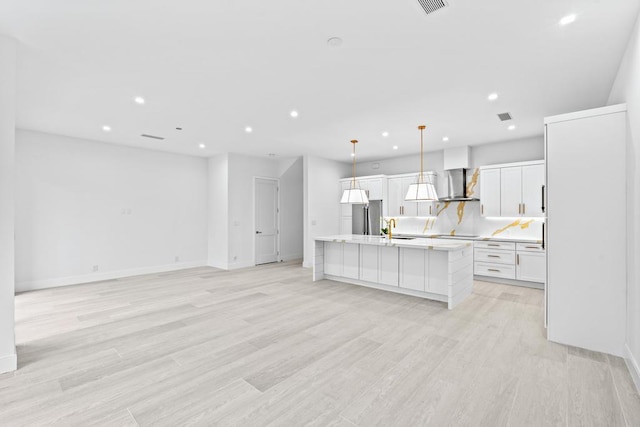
[417,0,449,16]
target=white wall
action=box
[227,153,279,269]
[208,153,303,269]
[208,154,229,269]
[357,137,543,176]
[15,130,209,291]
[608,9,640,389]
[279,157,304,261]
[0,35,17,374]
[303,156,351,267]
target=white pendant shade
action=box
[405,125,439,201]
[341,188,369,204]
[405,182,438,201]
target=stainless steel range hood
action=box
[439,169,479,202]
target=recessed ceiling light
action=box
[508,125,516,130]
[560,14,576,26]
[392,145,399,150]
[327,37,343,47]
[134,96,145,105]
[102,125,111,132]
[290,110,299,118]
[443,136,449,142]
[245,126,253,133]
[488,93,499,101]
[198,143,206,149]
[382,131,389,137]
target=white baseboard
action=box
[280,253,303,262]
[625,344,640,394]
[16,261,208,292]
[0,351,17,374]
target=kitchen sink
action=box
[391,236,416,240]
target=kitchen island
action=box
[313,235,473,309]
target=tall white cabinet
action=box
[545,104,627,357]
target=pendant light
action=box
[405,125,439,201]
[340,140,369,204]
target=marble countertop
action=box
[315,235,473,251]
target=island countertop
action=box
[314,234,473,251]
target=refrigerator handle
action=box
[542,222,545,249]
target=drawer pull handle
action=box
[488,269,501,272]
[487,255,500,258]
[488,244,500,247]
[524,246,538,249]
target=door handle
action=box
[542,185,545,213]
[522,203,526,215]
[256,231,262,234]
[542,223,545,249]
[481,204,484,215]
[517,254,520,265]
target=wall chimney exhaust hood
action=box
[441,147,478,201]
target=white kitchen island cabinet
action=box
[313,235,474,310]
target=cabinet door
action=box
[343,244,359,279]
[516,251,545,283]
[480,169,501,217]
[364,178,383,200]
[500,167,523,217]
[359,245,378,282]
[399,248,426,291]
[379,246,399,286]
[427,251,448,295]
[417,202,435,217]
[401,176,419,216]
[387,178,403,217]
[340,217,352,235]
[521,164,545,217]
[324,242,342,276]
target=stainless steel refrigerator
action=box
[352,200,383,235]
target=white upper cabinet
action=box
[480,168,501,217]
[521,164,545,217]
[387,174,436,218]
[481,161,545,218]
[500,167,523,217]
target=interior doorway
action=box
[254,177,280,265]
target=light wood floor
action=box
[1,262,639,426]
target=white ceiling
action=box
[1,0,638,161]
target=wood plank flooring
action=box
[1,261,639,426]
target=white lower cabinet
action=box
[343,243,359,279]
[318,240,474,309]
[359,244,379,283]
[399,248,426,291]
[427,250,449,295]
[474,240,545,284]
[324,242,342,276]
[379,246,399,286]
[516,251,545,282]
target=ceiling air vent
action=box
[417,0,449,15]
[141,134,165,140]
[497,112,513,121]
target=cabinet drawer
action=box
[474,262,516,279]
[474,241,516,251]
[516,242,544,252]
[475,249,515,265]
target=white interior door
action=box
[255,178,279,265]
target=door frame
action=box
[253,176,281,266]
